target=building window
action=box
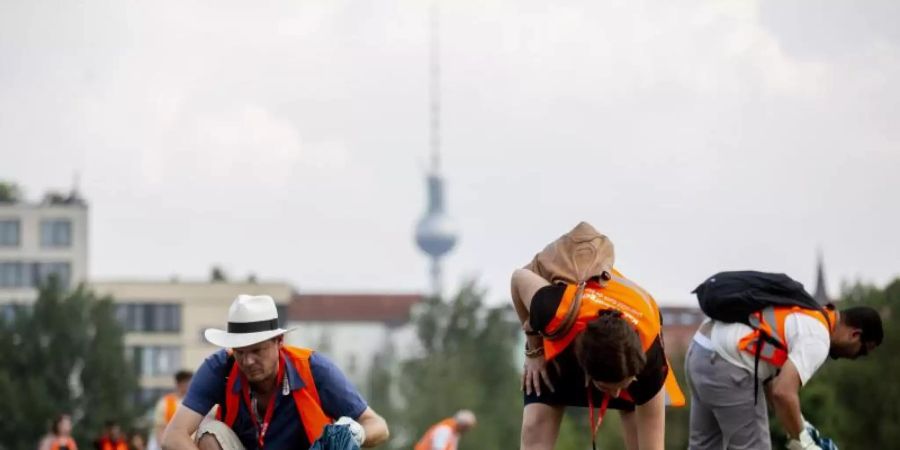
[40,219,72,247]
[0,262,27,287]
[116,303,182,333]
[129,346,182,377]
[0,220,20,247]
[32,262,72,288]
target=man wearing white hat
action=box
[162,295,390,450]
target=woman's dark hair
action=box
[574,310,646,383]
[51,414,70,435]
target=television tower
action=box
[415,1,458,298]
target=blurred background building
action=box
[0,186,88,312]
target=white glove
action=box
[335,416,366,447]
[786,429,822,450]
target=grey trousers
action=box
[686,343,771,450]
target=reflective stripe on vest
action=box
[542,270,686,407]
[414,418,458,450]
[738,306,837,367]
[163,393,179,423]
[220,346,333,445]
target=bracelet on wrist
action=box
[524,345,544,358]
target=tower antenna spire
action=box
[415,0,458,298]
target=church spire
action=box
[813,250,830,305]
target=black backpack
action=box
[692,270,831,401]
[692,270,828,325]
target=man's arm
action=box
[634,387,665,450]
[161,406,204,450]
[766,359,804,439]
[355,407,389,447]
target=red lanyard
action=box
[241,354,285,449]
[587,388,610,450]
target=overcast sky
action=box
[2,0,898,305]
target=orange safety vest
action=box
[98,438,127,450]
[49,437,77,450]
[162,393,180,423]
[738,305,837,367]
[414,418,458,450]
[219,346,333,445]
[542,269,686,407]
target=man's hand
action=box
[786,429,822,450]
[353,407,389,447]
[522,353,555,396]
[335,416,366,447]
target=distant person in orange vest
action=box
[94,421,128,450]
[511,223,685,450]
[38,414,78,450]
[414,410,476,450]
[162,295,389,450]
[152,370,194,448]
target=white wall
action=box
[285,320,421,395]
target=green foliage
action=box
[0,181,22,203]
[0,279,138,450]
[374,281,522,450]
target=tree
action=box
[0,181,22,203]
[0,278,138,450]
[210,266,228,282]
[380,281,522,450]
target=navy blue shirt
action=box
[183,348,367,450]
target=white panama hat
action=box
[204,295,293,348]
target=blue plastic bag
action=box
[805,422,838,450]
[309,424,361,450]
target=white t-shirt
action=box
[710,313,830,385]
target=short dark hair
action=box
[841,306,883,346]
[574,310,646,383]
[174,370,193,384]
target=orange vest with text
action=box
[49,437,77,450]
[738,306,837,367]
[542,269,686,407]
[414,418,458,450]
[219,346,333,445]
